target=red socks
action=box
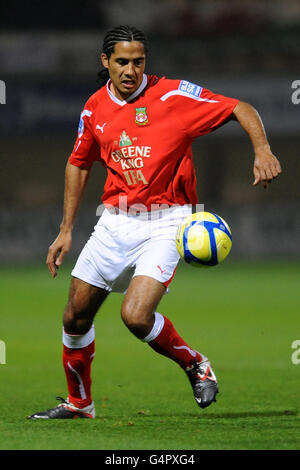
[62,325,95,408]
[143,313,203,369]
[62,315,201,408]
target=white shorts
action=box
[71,205,192,293]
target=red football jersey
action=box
[69,74,239,210]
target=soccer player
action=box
[28,25,281,419]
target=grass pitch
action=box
[0,261,299,450]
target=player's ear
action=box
[101,53,109,69]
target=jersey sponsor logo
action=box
[135,107,148,125]
[178,80,202,98]
[123,169,148,186]
[120,157,143,170]
[111,145,151,162]
[119,130,132,147]
[111,130,150,186]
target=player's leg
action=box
[121,275,164,338]
[122,275,218,408]
[62,277,109,409]
[63,276,108,334]
[28,208,125,420]
[28,277,109,420]
[121,275,205,366]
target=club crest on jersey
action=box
[135,107,148,125]
[119,130,132,147]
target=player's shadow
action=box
[186,410,297,419]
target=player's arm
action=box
[46,161,90,277]
[232,101,282,188]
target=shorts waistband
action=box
[105,204,193,220]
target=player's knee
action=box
[121,304,153,339]
[63,280,100,334]
[63,303,91,335]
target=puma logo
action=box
[96,123,107,133]
[173,345,197,357]
[157,265,166,275]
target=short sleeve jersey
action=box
[69,74,239,210]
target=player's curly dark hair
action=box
[97,25,148,88]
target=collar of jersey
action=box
[106,74,148,106]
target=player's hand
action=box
[46,231,72,277]
[253,148,282,189]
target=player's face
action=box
[101,41,146,100]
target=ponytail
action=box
[96,68,110,88]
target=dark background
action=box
[1,0,299,262]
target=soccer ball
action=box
[176,212,232,267]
